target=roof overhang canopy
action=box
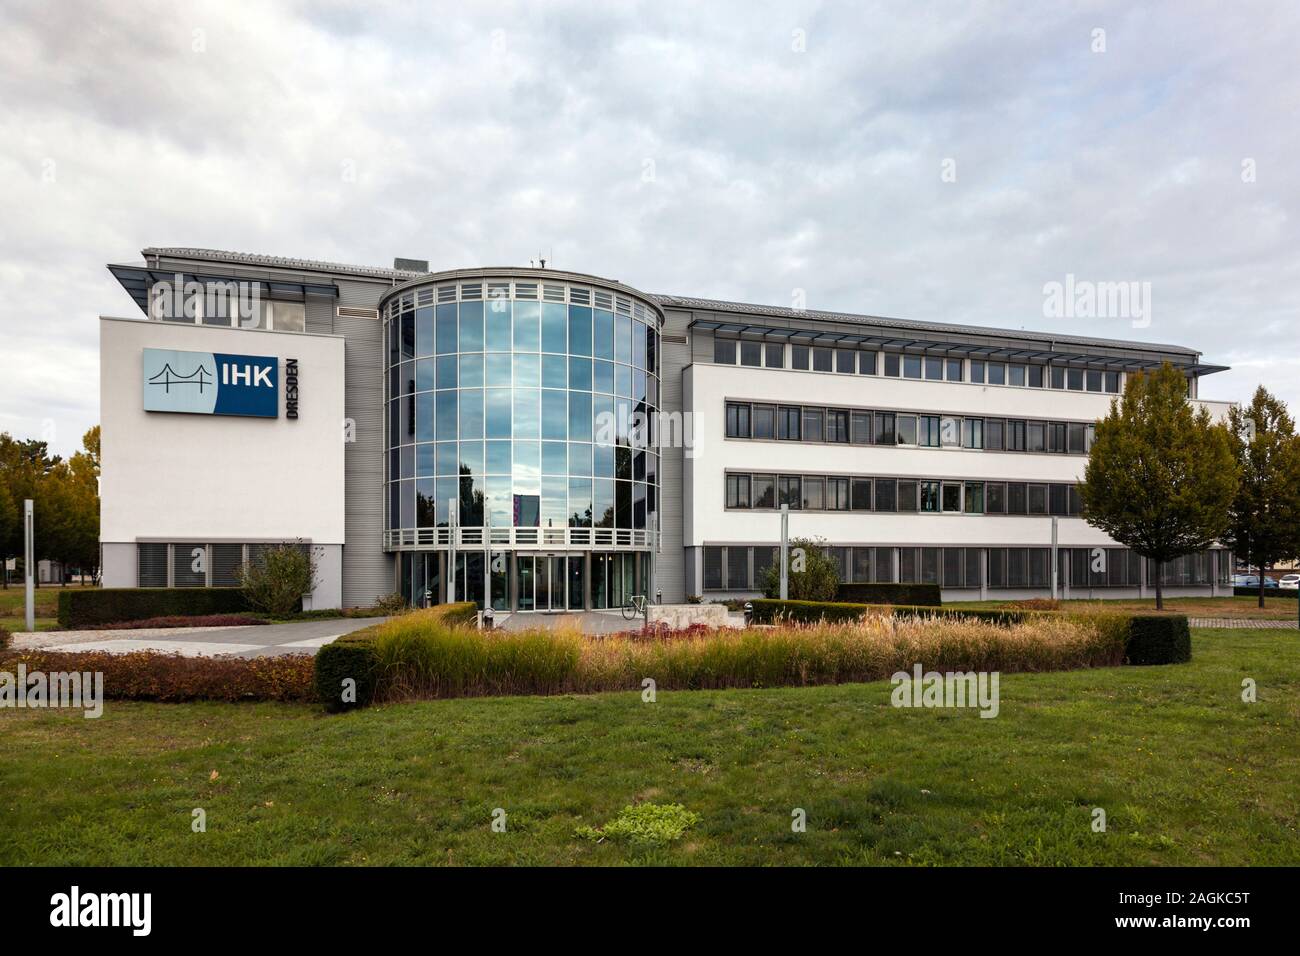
[108,264,338,315]
[692,318,1227,377]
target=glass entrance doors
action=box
[517,554,584,612]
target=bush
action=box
[314,628,382,712]
[1124,615,1192,665]
[0,627,10,651]
[1,648,315,702]
[1233,587,1296,599]
[748,599,1037,626]
[370,592,412,616]
[58,588,251,628]
[759,537,841,601]
[837,583,941,606]
[239,542,317,616]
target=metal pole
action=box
[447,498,457,604]
[24,499,35,632]
[779,503,789,601]
[1050,516,1059,601]
[484,509,491,612]
[649,509,658,604]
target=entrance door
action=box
[548,556,566,610]
[518,556,535,612]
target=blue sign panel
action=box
[142,349,278,418]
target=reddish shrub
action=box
[0,649,315,702]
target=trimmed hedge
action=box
[749,599,1034,626]
[1124,615,1192,665]
[58,588,254,628]
[836,583,941,607]
[1233,587,1295,599]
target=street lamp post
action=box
[24,499,35,632]
[779,503,789,601]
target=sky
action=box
[1,0,1297,457]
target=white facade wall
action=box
[100,317,346,606]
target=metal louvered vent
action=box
[337,306,380,320]
[173,544,207,587]
[138,543,168,588]
[212,544,245,587]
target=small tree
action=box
[1224,387,1300,608]
[1079,363,1236,609]
[761,536,841,602]
[238,542,318,616]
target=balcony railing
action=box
[384,526,657,551]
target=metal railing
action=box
[385,526,657,551]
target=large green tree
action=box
[1078,363,1236,609]
[761,537,841,602]
[1224,387,1300,607]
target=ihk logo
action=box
[222,363,274,387]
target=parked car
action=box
[1234,574,1279,589]
[1279,574,1300,591]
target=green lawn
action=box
[1,628,1297,866]
[0,584,92,632]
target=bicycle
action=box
[621,593,648,621]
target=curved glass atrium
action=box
[382,272,661,611]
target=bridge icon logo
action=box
[147,362,213,393]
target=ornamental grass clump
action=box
[364,608,1128,702]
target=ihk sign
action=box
[142,348,279,418]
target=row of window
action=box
[391,390,658,447]
[389,354,658,406]
[137,542,309,588]
[388,302,659,375]
[702,545,1222,591]
[388,476,656,531]
[384,279,658,325]
[149,288,307,332]
[724,401,1096,453]
[723,472,1086,516]
[712,337,1124,393]
[390,441,658,483]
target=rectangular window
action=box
[851,477,872,511]
[874,478,897,512]
[802,477,825,510]
[896,415,918,445]
[942,483,962,512]
[941,416,960,447]
[858,351,877,375]
[752,474,775,508]
[986,482,1006,514]
[903,355,922,379]
[985,418,1004,450]
[704,546,723,589]
[1006,419,1026,451]
[943,548,962,588]
[827,409,850,443]
[791,346,810,370]
[851,547,872,584]
[1050,365,1065,389]
[918,415,941,447]
[726,474,751,509]
[1028,365,1044,388]
[1049,483,1068,516]
[987,362,1006,385]
[896,479,918,512]
[964,482,984,513]
[874,547,895,583]
[812,348,833,372]
[740,340,762,367]
[138,542,169,588]
[1086,369,1103,392]
[970,360,986,383]
[851,410,873,445]
[777,406,801,440]
[1007,482,1027,514]
[725,402,751,438]
[924,357,943,380]
[920,481,941,513]
[962,418,983,449]
[713,338,736,364]
[778,475,802,509]
[899,548,918,583]
[1028,484,1048,514]
[726,547,749,590]
[1104,371,1120,393]
[1048,422,1067,454]
[884,353,901,376]
[875,412,896,445]
[946,358,963,381]
[1027,421,1045,452]
[752,404,775,439]
[827,477,850,510]
[802,407,825,442]
[1069,485,1083,515]
[836,349,856,373]
[765,342,784,368]
[1068,367,1084,390]
[1009,364,1026,387]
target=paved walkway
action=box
[13,617,388,658]
[492,610,646,635]
[1188,618,1299,629]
